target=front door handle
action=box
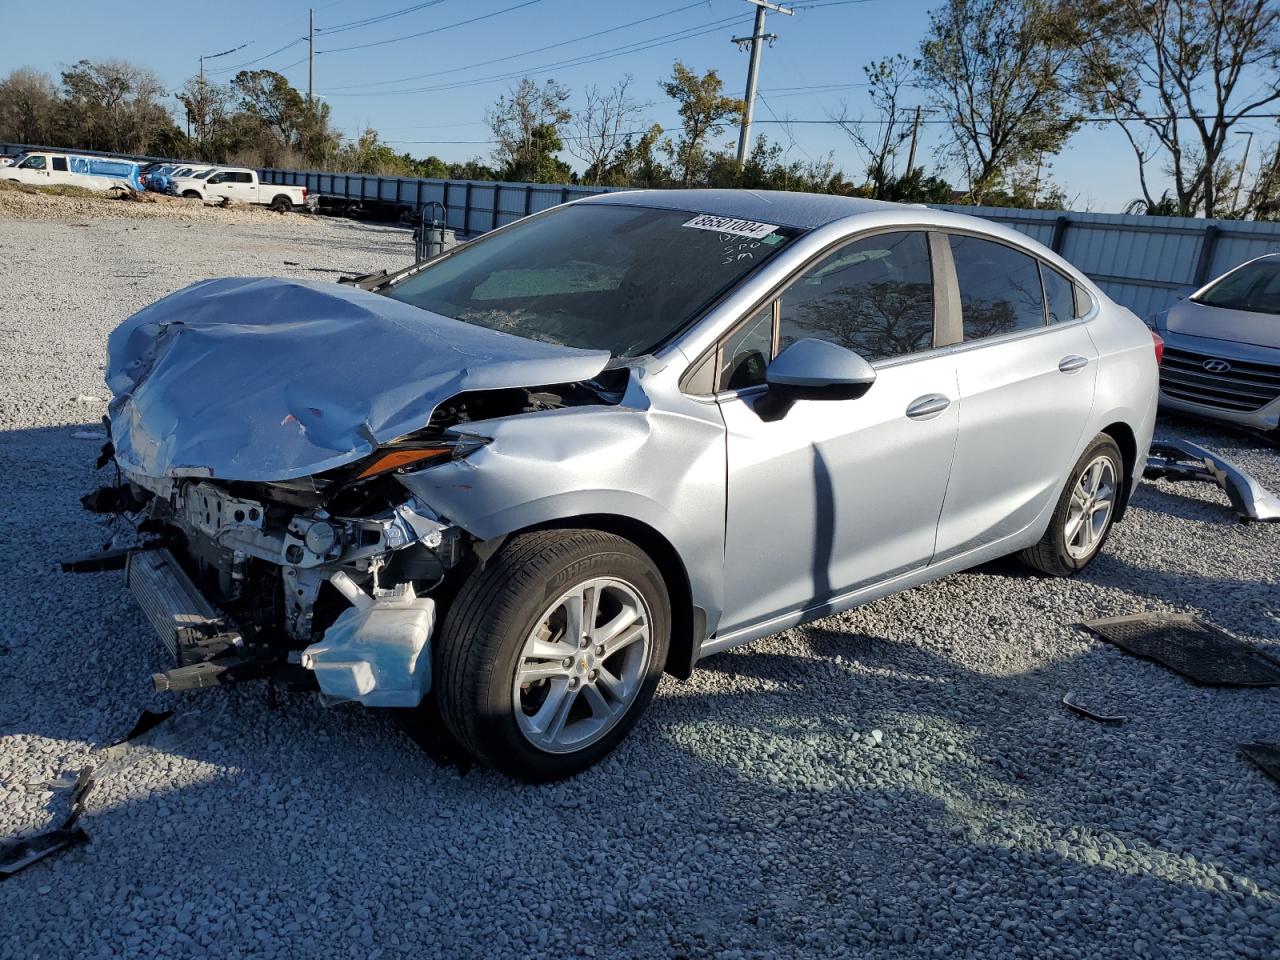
[1059,355,1089,373]
[906,394,951,421]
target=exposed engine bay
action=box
[73,376,625,702]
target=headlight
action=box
[351,435,489,481]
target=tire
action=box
[181,190,201,200]
[435,529,670,782]
[1019,433,1124,577]
[270,195,293,213]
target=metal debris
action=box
[1144,439,1280,522]
[1061,692,1128,724]
[0,767,94,879]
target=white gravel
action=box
[1,202,1278,960]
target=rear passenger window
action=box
[1042,265,1075,324]
[51,156,68,172]
[776,231,934,361]
[950,235,1046,339]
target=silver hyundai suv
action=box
[89,190,1160,780]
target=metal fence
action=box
[6,141,1280,319]
[259,167,614,237]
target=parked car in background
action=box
[1149,253,1280,431]
[173,167,310,211]
[4,151,143,192]
[0,155,14,167]
[91,190,1159,780]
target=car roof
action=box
[578,188,905,230]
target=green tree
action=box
[919,0,1081,203]
[59,59,179,154]
[486,77,573,182]
[659,62,743,186]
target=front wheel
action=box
[435,530,670,782]
[1019,434,1124,576]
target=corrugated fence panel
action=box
[9,143,1280,317]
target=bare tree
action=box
[833,55,920,197]
[1079,0,1280,218]
[919,0,1082,202]
[487,77,572,182]
[568,76,649,185]
[0,68,60,145]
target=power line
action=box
[208,37,307,75]
[319,0,546,54]
[749,113,1280,125]
[325,0,721,91]
[324,13,751,97]
[318,0,449,35]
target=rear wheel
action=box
[1019,433,1124,576]
[435,530,669,782]
[270,195,293,213]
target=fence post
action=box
[492,184,501,231]
[1050,215,1070,254]
[523,184,533,216]
[559,186,569,206]
[463,182,472,236]
[1192,224,1220,286]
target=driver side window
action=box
[713,231,936,392]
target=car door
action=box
[205,171,235,201]
[714,230,960,636]
[932,233,1098,561]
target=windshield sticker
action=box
[683,213,779,240]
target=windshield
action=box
[384,204,799,357]
[194,169,214,179]
[1195,259,1280,315]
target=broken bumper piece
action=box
[1144,439,1280,522]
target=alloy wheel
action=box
[512,577,653,754]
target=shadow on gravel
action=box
[3,419,1278,958]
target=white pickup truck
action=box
[173,167,310,212]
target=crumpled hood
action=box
[1165,298,1280,350]
[106,277,610,482]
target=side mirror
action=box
[765,338,877,401]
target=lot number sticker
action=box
[683,213,779,240]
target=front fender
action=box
[396,403,727,633]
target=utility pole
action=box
[905,105,922,174]
[309,8,316,105]
[195,44,247,142]
[733,0,793,166]
[1232,130,1254,214]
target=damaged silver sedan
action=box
[79,190,1160,780]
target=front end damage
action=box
[71,275,622,706]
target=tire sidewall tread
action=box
[435,530,670,782]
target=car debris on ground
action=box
[1144,438,1280,522]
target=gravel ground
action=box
[1,200,1278,960]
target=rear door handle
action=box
[905,394,951,421]
[1059,355,1089,373]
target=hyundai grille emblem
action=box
[1202,358,1232,373]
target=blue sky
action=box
[0,0,1261,211]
